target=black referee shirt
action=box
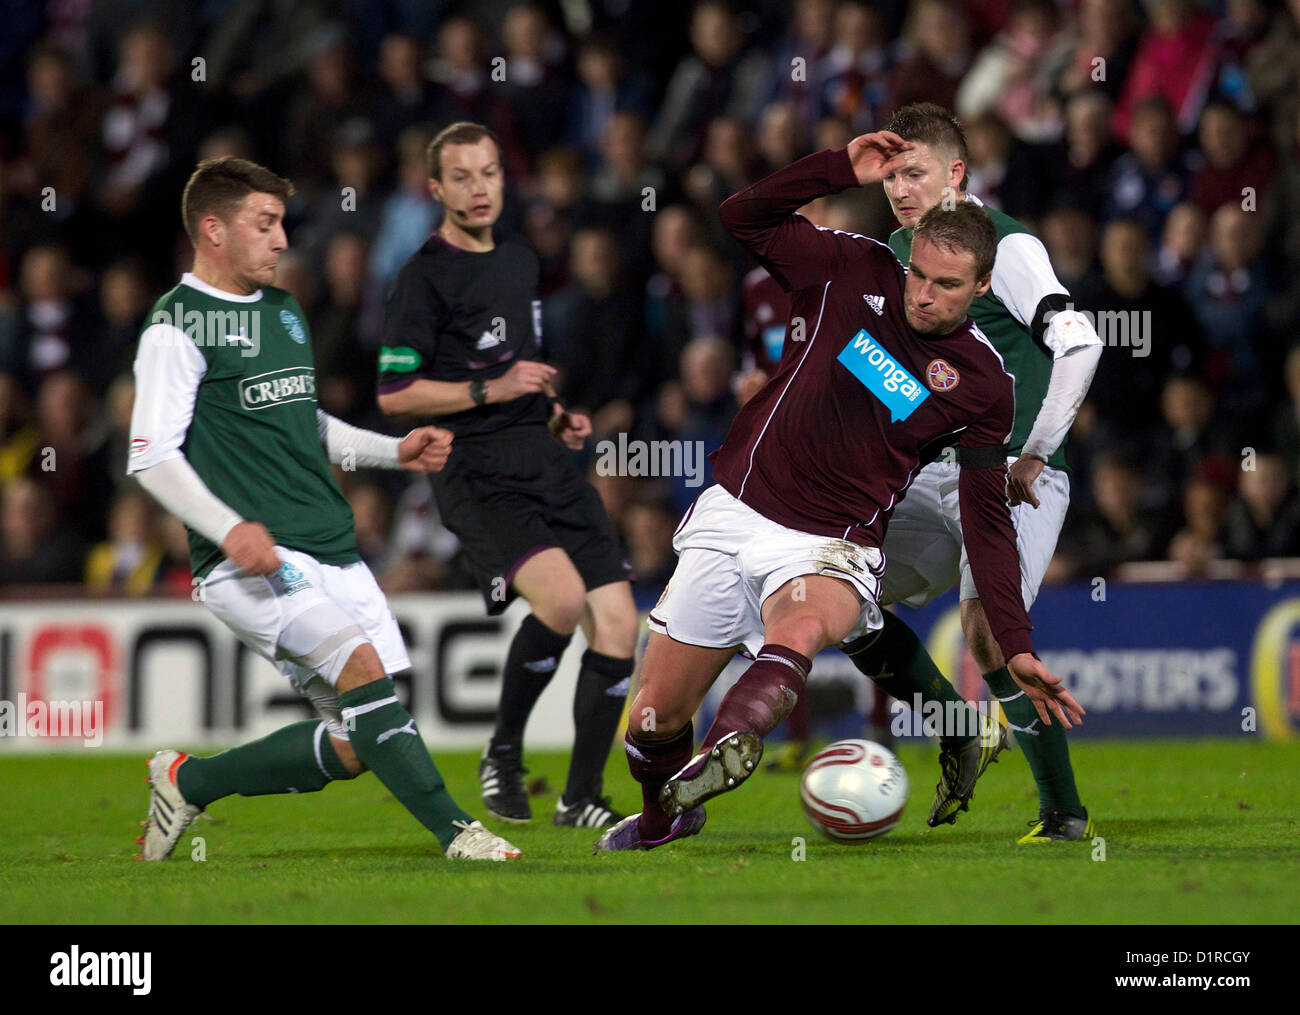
[378,232,550,438]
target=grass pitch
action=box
[2,738,1296,924]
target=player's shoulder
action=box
[967,194,1031,242]
[948,318,1012,381]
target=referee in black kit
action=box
[377,122,637,829]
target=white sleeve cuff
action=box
[134,456,245,548]
[1022,342,1102,461]
[316,410,402,468]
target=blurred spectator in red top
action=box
[1188,102,1274,216]
[882,0,972,120]
[957,0,1064,143]
[1113,0,1218,142]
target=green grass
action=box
[2,738,1297,924]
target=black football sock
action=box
[845,611,979,748]
[489,613,573,756]
[565,649,634,802]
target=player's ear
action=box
[428,177,443,204]
[201,213,225,248]
[973,272,991,299]
[949,158,965,192]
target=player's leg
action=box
[957,465,1090,841]
[557,579,638,826]
[598,629,733,850]
[479,546,587,821]
[962,598,1091,842]
[659,572,866,819]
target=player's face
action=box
[431,139,504,231]
[222,193,287,291]
[904,235,989,335]
[883,142,964,229]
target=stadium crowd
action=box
[0,0,1297,598]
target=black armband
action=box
[958,445,1010,469]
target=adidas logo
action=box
[863,294,885,316]
[475,330,503,350]
[523,656,558,673]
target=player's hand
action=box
[1007,453,1044,508]
[549,404,591,450]
[1007,653,1085,729]
[490,360,557,402]
[846,130,914,186]
[735,367,768,407]
[398,426,453,472]
[222,521,282,576]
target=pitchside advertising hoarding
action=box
[0,582,1297,751]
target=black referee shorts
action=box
[432,426,630,615]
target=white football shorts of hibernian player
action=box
[128,273,411,742]
[879,455,1069,611]
[647,485,886,658]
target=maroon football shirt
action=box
[713,147,1033,659]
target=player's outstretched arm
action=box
[719,141,908,291]
[957,451,1085,728]
[316,410,453,472]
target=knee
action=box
[591,599,640,657]
[531,582,587,635]
[628,685,691,738]
[765,612,833,658]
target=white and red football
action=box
[799,739,908,842]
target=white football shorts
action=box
[647,485,886,658]
[880,457,1070,611]
[201,545,410,739]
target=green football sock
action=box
[983,666,1084,817]
[177,719,356,809]
[338,677,471,849]
[845,611,979,749]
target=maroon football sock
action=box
[626,723,694,841]
[786,690,811,742]
[702,644,811,752]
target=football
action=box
[800,739,909,842]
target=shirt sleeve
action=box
[378,260,446,393]
[989,232,1068,332]
[719,148,901,292]
[127,323,207,473]
[956,377,1034,660]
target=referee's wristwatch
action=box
[469,379,489,406]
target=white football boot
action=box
[139,749,203,861]
[444,820,522,860]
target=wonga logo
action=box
[836,330,929,421]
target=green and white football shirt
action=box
[128,273,358,579]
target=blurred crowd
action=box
[1,0,1298,599]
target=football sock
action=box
[701,643,809,752]
[983,666,1085,817]
[844,611,977,748]
[176,719,355,809]
[786,691,811,743]
[565,649,634,802]
[627,722,694,841]
[489,613,573,756]
[339,677,472,849]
